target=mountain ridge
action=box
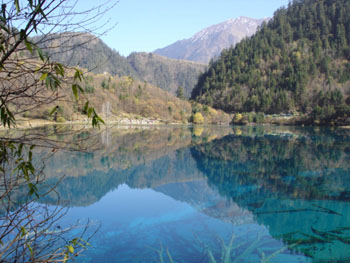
[154,16,270,63]
[34,32,206,97]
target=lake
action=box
[33,125,350,262]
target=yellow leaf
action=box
[40,73,48,81]
[67,245,74,254]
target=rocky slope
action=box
[154,17,269,63]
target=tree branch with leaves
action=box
[0,0,117,261]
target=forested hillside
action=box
[127,52,205,97]
[35,33,205,97]
[20,71,231,125]
[192,0,350,124]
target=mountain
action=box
[191,0,350,125]
[154,17,269,64]
[127,52,206,97]
[34,33,206,97]
[33,32,136,77]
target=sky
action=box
[78,0,290,56]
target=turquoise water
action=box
[39,126,350,262]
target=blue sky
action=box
[81,0,290,56]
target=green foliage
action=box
[63,238,91,263]
[101,78,112,90]
[135,85,143,98]
[0,1,110,262]
[232,112,265,124]
[119,94,129,100]
[7,142,37,196]
[176,86,185,100]
[311,90,346,123]
[83,102,105,128]
[247,113,254,124]
[203,105,209,113]
[84,84,95,94]
[0,104,15,127]
[254,113,265,123]
[192,103,201,114]
[192,0,350,124]
[101,79,109,90]
[57,116,66,123]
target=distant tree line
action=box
[192,0,350,124]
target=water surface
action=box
[36,125,350,262]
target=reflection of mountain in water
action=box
[39,125,350,261]
[39,126,232,178]
[45,148,202,206]
[154,181,254,225]
[41,126,233,206]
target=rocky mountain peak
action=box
[154,17,270,63]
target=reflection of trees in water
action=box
[101,101,111,119]
[34,126,234,206]
[191,128,350,261]
[192,131,350,202]
[41,147,201,207]
[101,128,111,147]
[24,126,350,261]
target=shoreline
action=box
[3,117,165,130]
[2,116,350,130]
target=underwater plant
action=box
[149,242,174,263]
[152,231,300,263]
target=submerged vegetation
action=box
[154,232,299,263]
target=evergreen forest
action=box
[191,0,350,124]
